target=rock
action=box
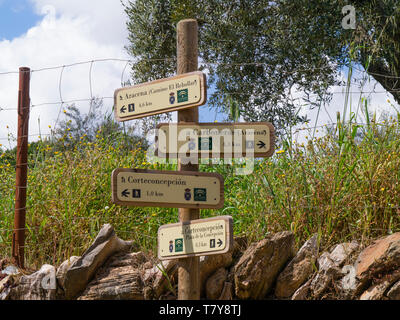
[0,275,14,300]
[308,241,360,299]
[206,268,228,300]
[0,259,9,270]
[227,265,235,284]
[360,282,389,300]
[77,252,146,300]
[1,262,21,300]
[310,266,341,298]
[387,280,400,300]
[144,259,178,299]
[151,254,233,299]
[234,231,295,299]
[355,233,400,284]
[291,278,312,300]
[232,236,247,261]
[61,224,134,299]
[359,283,387,300]
[1,265,20,276]
[9,264,56,300]
[316,241,358,272]
[56,256,80,298]
[317,251,336,272]
[275,234,319,298]
[359,271,400,300]
[218,281,233,300]
[159,291,177,300]
[329,241,359,267]
[200,252,233,296]
[143,286,153,300]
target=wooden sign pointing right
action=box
[156,122,275,158]
[158,216,233,260]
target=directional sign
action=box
[111,168,224,209]
[157,216,233,260]
[114,71,206,121]
[155,122,275,158]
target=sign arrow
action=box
[257,141,266,149]
[120,105,126,113]
[217,239,223,247]
[121,189,130,197]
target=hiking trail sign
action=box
[155,122,275,158]
[111,168,224,209]
[157,216,233,259]
[114,71,206,121]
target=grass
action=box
[1,113,400,269]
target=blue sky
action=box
[0,0,228,149]
[0,0,39,40]
[0,1,397,149]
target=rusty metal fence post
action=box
[12,67,31,268]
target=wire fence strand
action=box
[0,57,399,79]
[1,57,400,263]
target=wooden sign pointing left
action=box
[111,168,224,209]
[114,71,206,121]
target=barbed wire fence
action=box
[1,58,400,267]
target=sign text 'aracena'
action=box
[114,71,206,121]
[156,122,275,158]
[158,216,233,259]
[111,168,224,209]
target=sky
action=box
[0,0,226,149]
[0,1,399,150]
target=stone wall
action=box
[1,224,400,300]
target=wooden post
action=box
[12,67,30,268]
[177,19,200,300]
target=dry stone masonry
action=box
[1,224,400,300]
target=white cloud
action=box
[1,1,399,150]
[0,0,131,148]
[30,0,129,46]
[291,68,399,143]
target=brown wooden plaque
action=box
[114,71,206,121]
[155,122,275,158]
[111,168,224,209]
[158,215,233,260]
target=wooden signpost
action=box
[111,19,276,300]
[114,71,206,121]
[175,19,201,300]
[158,216,233,260]
[111,168,224,209]
[155,122,275,158]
